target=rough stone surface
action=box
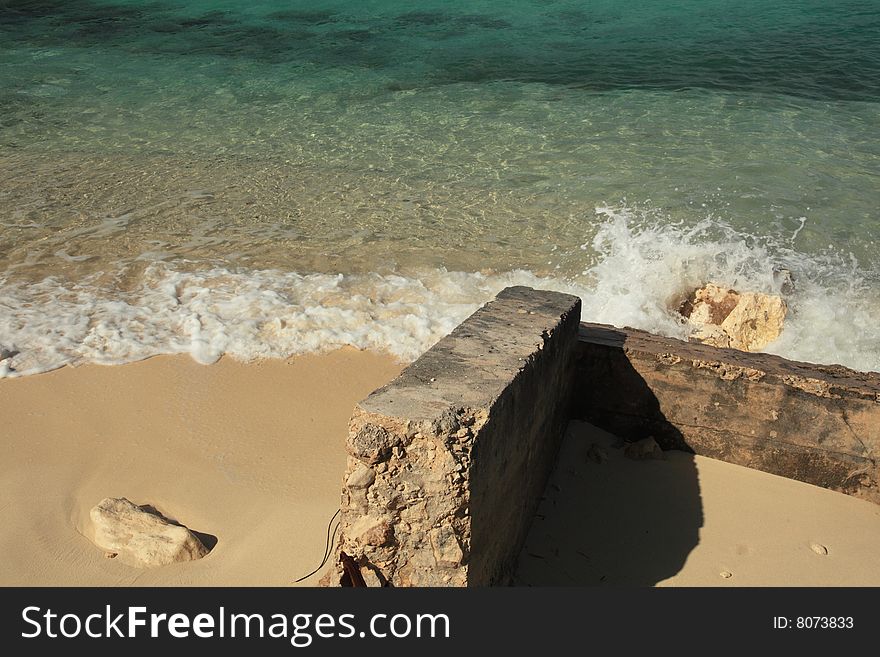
[89,497,209,568]
[326,286,582,587]
[586,443,608,464]
[624,437,665,461]
[679,283,787,351]
[576,323,880,503]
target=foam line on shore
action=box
[2,210,878,377]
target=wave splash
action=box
[2,208,878,377]
[581,207,880,372]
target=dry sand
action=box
[3,355,880,587]
[0,349,402,586]
[516,421,880,586]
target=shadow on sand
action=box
[515,327,703,586]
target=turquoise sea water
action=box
[1,0,879,374]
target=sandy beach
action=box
[0,349,402,586]
[517,421,880,587]
[2,351,880,586]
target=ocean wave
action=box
[581,207,880,372]
[2,208,878,377]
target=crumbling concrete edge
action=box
[321,287,581,586]
[576,323,880,503]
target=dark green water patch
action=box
[1,0,879,101]
[266,8,340,25]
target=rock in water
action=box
[773,267,796,295]
[720,292,787,351]
[679,283,787,352]
[89,497,209,568]
[679,283,741,326]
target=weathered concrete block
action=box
[576,323,880,503]
[328,287,582,586]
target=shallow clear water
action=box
[1,0,879,374]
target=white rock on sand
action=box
[678,283,787,352]
[89,497,209,568]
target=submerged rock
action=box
[773,267,796,295]
[89,497,209,568]
[678,283,787,352]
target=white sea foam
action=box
[0,266,580,377]
[581,207,880,372]
[1,208,878,377]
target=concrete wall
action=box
[323,300,880,587]
[576,323,880,504]
[325,287,582,586]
